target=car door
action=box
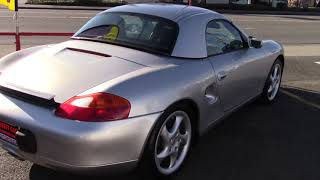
[206,19,263,112]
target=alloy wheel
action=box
[154,111,192,175]
[267,63,282,101]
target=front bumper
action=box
[0,93,161,174]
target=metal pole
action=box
[14,11,21,51]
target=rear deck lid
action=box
[0,46,145,103]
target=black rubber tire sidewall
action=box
[260,59,283,104]
[137,104,195,179]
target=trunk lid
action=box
[0,42,147,103]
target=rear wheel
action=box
[260,59,283,103]
[138,105,193,178]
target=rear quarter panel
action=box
[81,59,224,134]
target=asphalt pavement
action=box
[0,8,319,180]
[1,9,320,44]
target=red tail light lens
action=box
[55,93,131,122]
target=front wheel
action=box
[138,105,193,178]
[260,59,283,103]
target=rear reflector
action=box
[55,93,131,122]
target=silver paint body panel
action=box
[0,4,284,174]
[0,93,160,173]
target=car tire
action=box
[260,58,283,104]
[138,104,194,179]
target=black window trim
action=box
[205,19,249,58]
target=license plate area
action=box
[0,120,18,146]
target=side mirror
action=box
[249,36,262,48]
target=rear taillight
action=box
[55,93,131,122]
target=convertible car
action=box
[0,3,284,178]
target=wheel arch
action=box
[137,98,200,166]
[165,98,200,140]
[277,55,285,71]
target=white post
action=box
[14,11,21,51]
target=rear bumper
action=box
[2,141,138,175]
[0,93,161,174]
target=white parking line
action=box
[315,62,320,65]
[243,27,256,30]
[281,89,320,109]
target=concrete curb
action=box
[216,9,320,15]
[284,44,320,57]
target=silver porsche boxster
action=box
[0,3,284,177]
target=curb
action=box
[20,5,320,15]
[215,9,320,15]
[2,4,320,15]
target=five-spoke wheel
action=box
[267,63,282,101]
[139,105,194,178]
[154,111,192,175]
[261,58,283,103]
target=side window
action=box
[206,20,244,56]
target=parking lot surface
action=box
[0,9,319,180]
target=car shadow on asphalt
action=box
[29,87,320,180]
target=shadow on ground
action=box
[29,87,320,180]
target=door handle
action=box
[217,71,227,81]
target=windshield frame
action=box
[71,12,180,56]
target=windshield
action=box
[73,12,179,55]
